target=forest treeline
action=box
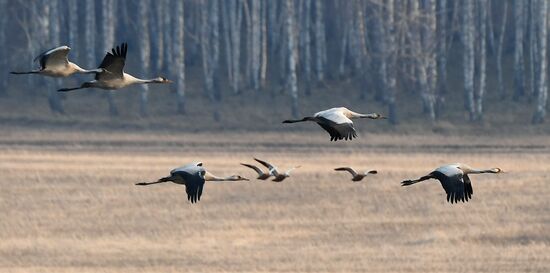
[0,0,548,124]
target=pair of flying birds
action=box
[11,43,172,92]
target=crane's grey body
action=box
[11,46,102,77]
[136,162,206,203]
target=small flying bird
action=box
[135,162,248,203]
[282,107,386,141]
[10,46,103,77]
[58,43,172,92]
[401,163,503,204]
[254,158,300,182]
[240,163,272,180]
[334,167,378,182]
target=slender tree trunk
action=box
[526,0,538,101]
[153,0,165,75]
[0,0,7,96]
[301,0,312,95]
[48,0,64,114]
[250,0,261,92]
[314,0,326,83]
[285,0,299,118]
[372,3,387,102]
[385,0,398,124]
[463,0,475,120]
[138,0,151,117]
[474,0,487,121]
[101,0,118,116]
[496,2,508,99]
[435,0,447,118]
[162,0,173,75]
[173,0,185,114]
[230,0,243,94]
[67,0,78,60]
[532,0,548,123]
[513,0,526,100]
[260,0,268,90]
[85,0,96,70]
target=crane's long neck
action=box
[282,117,315,123]
[203,172,235,181]
[351,112,379,119]
[466,168,500,174]
[70,62,103,74]
[126,74,159,84]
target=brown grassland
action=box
[1,126,549,273]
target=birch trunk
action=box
[173,0,185,114]
[138,0,151,117]
[463,0,475,120]
[314,0,326,82]
[0,0,7,95]
[513,0,526,100]
[153,1,165,75]
[496,2,508,99]
[285,0,299,118]
[48,0,64,114]
[260,0,268,90]
[435,0,447,118]
[474,0,487,121]
[101,0,118,116]
[67,0,78,61]
[532,0,548,124]
[251,0,261,92]
[525,0,538,101]
[301,0,312,95]
[230,0,243,94]
[385,0,398,124]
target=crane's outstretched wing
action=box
[240,163,265,175]
[254,158,280,176]
[437,172,473,204]
[96,43,127,81]
[335,167,358,177]
[316,117,357,141]
[35,46,70,70]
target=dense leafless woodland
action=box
[0,0,549,124]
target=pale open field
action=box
[1,128,549,272]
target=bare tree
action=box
[300,0,312,95]
[385,0,398,124]
[313,0,326,83]
[48,0,64,114]
[532,0,548,124]
[435,0,448,117]
[513,0,526,100]
[285,0,299,117]
[138,0,151,117]
[101,0,118,116]
[172,0,186,114]
[0,0,7,96]
[462,0,475,120]
[250,0,261,92]
[473,0,488,121]
[496,1,508,99]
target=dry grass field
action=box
[1,127,549,272]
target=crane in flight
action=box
[283,107,386,141]
[11,46,103,77]
[401,163,503,203]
